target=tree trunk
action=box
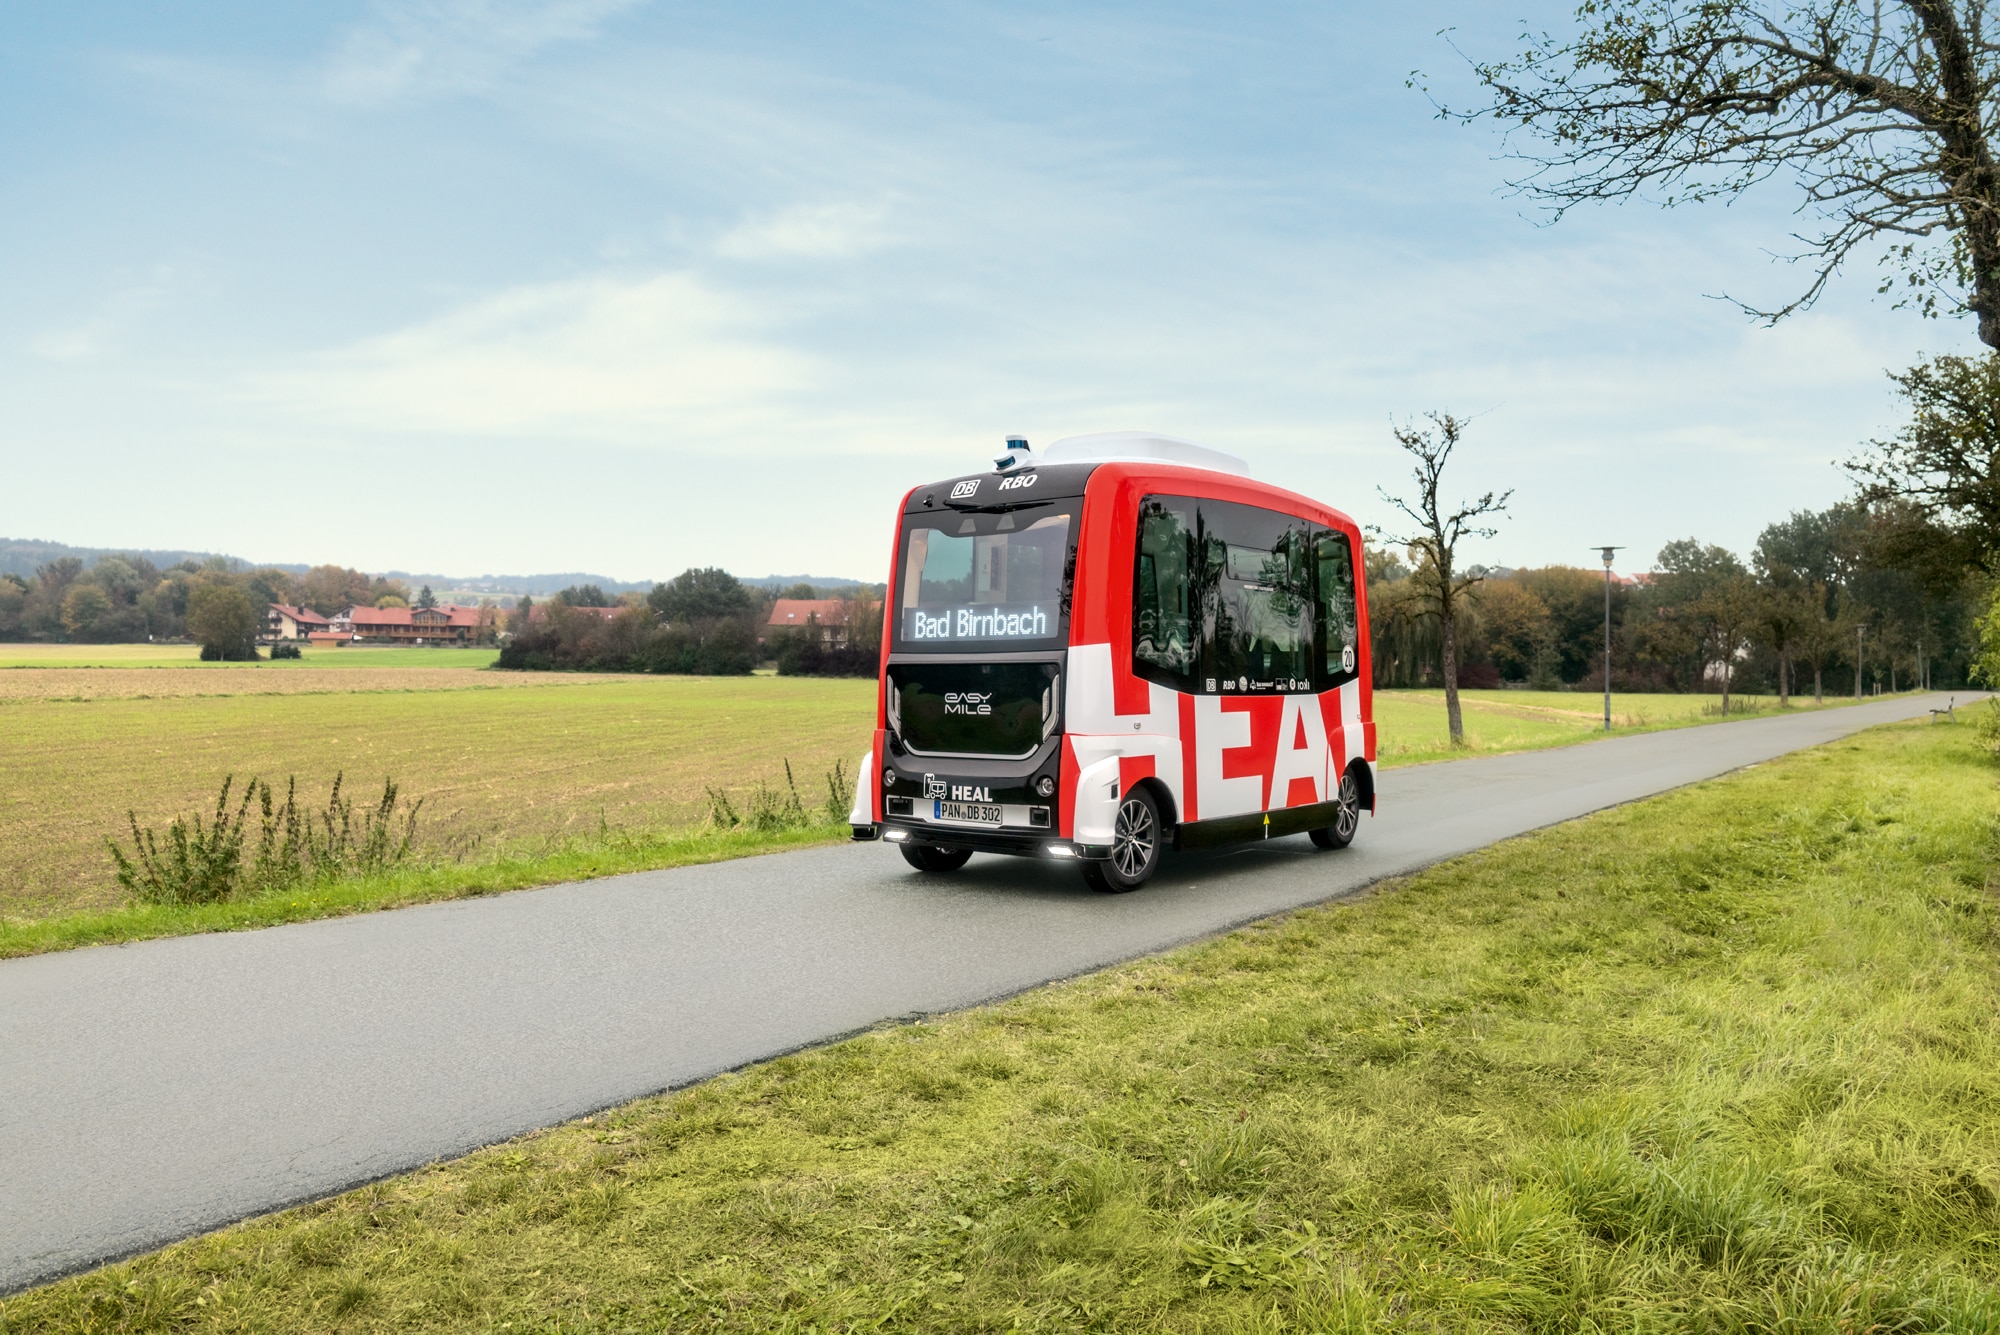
[1912,1,2000,349]
[1441,607,1465,746]
[1778,650,1789,708]
[1720,652,1731,716]
[1814,664,1823,705]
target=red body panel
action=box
[875,462,1374,842]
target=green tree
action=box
[296,565,374,616]
[185,583,261,660]
[1850,353,2000,571]
[1454,1,2000,347]
[375,594,408,609]
[1373,412,1513,746]
[415,584,438,610]
[0,575,26,638]
[648,568,753,625]
[60,584,113,640]
[553,584,609,608]
[1473,578,1552,682]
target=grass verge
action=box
[7,719,1996,1331]
[0,824,847,961]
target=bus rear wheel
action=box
[1081,787,1162,893]
[1309,769,1362,850]
[900,844,972,873]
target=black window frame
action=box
[1131,494,1347,696]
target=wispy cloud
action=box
[714,201,897,261]
[251,271,818,439]
[29,268,184,362]
[320,0,644,107]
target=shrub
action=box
[773,632,877,677]
[109,773,423,905]
[270,643,302,660]
[706,760,851,831]
[108,777,255,905]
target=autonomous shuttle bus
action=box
[848,431,1376,892]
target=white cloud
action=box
[714,202,897,261]
[253,271,818,438]
[28,269,182,362]
[320,0,644,107]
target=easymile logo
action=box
[949,479,980,500]
[944,691,992,716]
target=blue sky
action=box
[1,1,1971,582]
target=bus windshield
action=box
[894,505,1074,653]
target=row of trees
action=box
[0,557,414,647]
[496,569,883,676]
[1370,499,1979,706]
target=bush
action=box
[109,773,422,905]
[497,604,758,675]
[270,642,302,660]
[773,632,877,677]
[705,760,852,832]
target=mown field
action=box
[7,719,1992,1331]
[0,667,873,920]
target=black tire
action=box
[900,843,972,873]
[1079,786,1163,893]
[1309,768,1363,850]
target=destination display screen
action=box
[893,506,1074,653]
[902,602,1057,643]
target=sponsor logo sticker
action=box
[949,479,980,500]
[923,773,947,798]
[945,690,992,715]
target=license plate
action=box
[936,799,1002,826]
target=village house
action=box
[767,598,851,647]
[265,604,332,641]
[342,604,484,645]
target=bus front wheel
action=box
[1309,769,1363,850]
[1081,787,1163,893]
[901,844,973,873]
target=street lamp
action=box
[1594,546,1623,731]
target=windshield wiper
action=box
[941,498,1054,514]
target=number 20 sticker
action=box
[1341,645,1356,674]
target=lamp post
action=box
[1595,546,1622,731]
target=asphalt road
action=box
[0,692,1970,1293]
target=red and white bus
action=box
[848,431,1375,892]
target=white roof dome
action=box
[1038,431,1249,476]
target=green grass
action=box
[0,824,848,961]
[0,644,502,669]
[7,719,1995,1331]
[1372,687,1887,764]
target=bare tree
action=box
[1446,2,2000,346]
[1374,413,1512,746]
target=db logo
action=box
[923,773,947,798]
[949,480,980,500]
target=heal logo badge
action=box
[949,479,980,500]
[923,774,947,798]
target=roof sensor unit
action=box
[1039,431,1248,476]
[993,434,1032,473]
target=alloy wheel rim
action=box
[1334,774,1359,840]
[1112,799,1155,879]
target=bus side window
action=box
[1133,498,1195,685]
[1316,528,1359,687]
